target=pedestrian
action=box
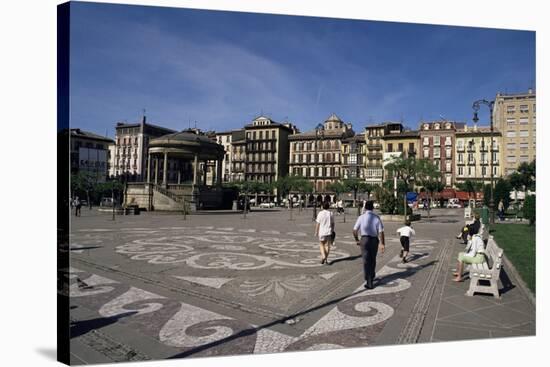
[455,212,481,244]
[498,199,505,221]
[74,196,82,217]
[337,199,344,215]
[453,231,486,282]
[397,220,415,263]
[353,200,385,289]
[314,201,335,265]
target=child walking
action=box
[396,220,415,263]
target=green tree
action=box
[524,194,536,225]
[71,171,96,206]
[494,178,512,210]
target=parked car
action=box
[446,198,461,208]
[259,202,275,208]
[100,197,116,207]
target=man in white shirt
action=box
[315,201,335,265]
[353,201,385,289]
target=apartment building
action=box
[419,120,465,187]
[455,124,502,185]
[289,113,354,193]
[493,89,536,176]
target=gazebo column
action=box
[154,157,159,185]
[203,161,208,186]
[147,153,151,183]
[192,154,199,186]
[163,151,168,187]
[217,157,223,187]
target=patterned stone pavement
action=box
[64,208,535,364]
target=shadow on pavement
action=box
[70,311,137,339]
[169,257,434,359]
[70,246,103,251]
[329,255,361,265]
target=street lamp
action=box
[472,99,495,224]
[312,123,325,221]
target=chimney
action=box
[141,114,146,125]
[464,125,468,132]
[473,122,478,132]
[528,88,533,94]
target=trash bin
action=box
[480,206,489,225]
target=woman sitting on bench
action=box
[453,230,486,282]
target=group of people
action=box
[314,199,490,289]
[314,200,415,290]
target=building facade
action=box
[455,125,502,186]
[493,89,536,176]
[243,116,296,185]
[381,124,419,178]
[289,114,354,193]
[111,116,175,180]
[341,133,366,180]
[70,128,114,182]
[419,121,465,187]
[215,131,233,182]
[364,124,387,185]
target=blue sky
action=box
[69,2,536,137]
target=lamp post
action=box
[312,123,325,221]
[472,99,495,224]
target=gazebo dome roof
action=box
[149,130,224,158]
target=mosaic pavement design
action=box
[69,226,437,356]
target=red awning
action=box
[455,191,470,201]
[440,189,456,199]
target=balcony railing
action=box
[366,144,383,150]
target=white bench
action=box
[466,238,504,299]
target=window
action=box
[445,148,451,159]
[468,153,474,163]
[520,130,529,137]
[445,136,452,146]
[458,166,464,176]
[272,130,276,139]
[520,142,529,150]
[482,166,487,176]
[458,153,463,163]
[519,117,529,124]
[506,131,516,138]
[398,143,403,152]
[507,156,517,163]
[506,105,515,114]
[387,143,393,152]
[520,104,529,113]
[423,148,429,158]
[446,162,451,172]
[507,143,516,150]
[520,155,529,162]
[457,140,464,150]
[409,143,415,153]
[423,137,429,146]
[433,136,440,146]
[433,149,440,158]
[468,167,472,176]
[446,175,451,186]
[507,118,516,125]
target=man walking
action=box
[353,200,385,289]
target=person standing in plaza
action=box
[396,220,415,263]
[74,197,82,217]
[498,199,505,221]
[353,200,385,289]
[314,201,335,265]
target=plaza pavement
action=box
[64,206,535,364]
